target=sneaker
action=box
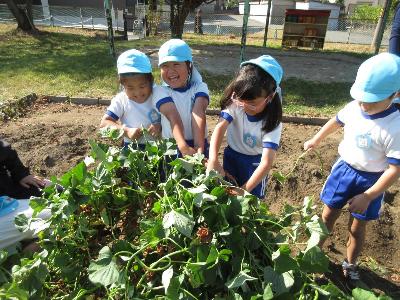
[342,260,360,280]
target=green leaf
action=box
[272,171,286,185]
[100,209,110,226]
[28,197,48,215]
[352,288,379,300]
[166,275,183,299]
[162,267,174,294]
[299,246,329,273]
[263,283,274,300]
[14,214,29,232]
[188,184,208,194]
[272,245,299,273]
[88,246,120,287]
[0,250,8,264]
[206,246,219,265]
[0,282,29,300]
[263,266,294,296]
[226,271,257,289]
[193,192,217,207]
[162,210,194,238]
[305,215,329,251]
[89,139,107,161]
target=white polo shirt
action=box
[220,104,282,156]
[336,100,400,172]
[106,88,162,144]
[153,82,209,140]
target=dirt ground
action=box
[0,100,398,296]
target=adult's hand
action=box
[19,175,44,189]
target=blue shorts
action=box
[223,146,267,199]
[321,159,384,221]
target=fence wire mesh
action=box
[0,4,392,46]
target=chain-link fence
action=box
[0,4,392,46]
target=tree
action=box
[169,0,213,38]
[6,0,36,31]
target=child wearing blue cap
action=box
[100,49,162,147]
[153,39,209,157]
[207,55,283,199]
[304,53,400,280]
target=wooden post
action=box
[371,0,392,54]
[263,0,272,47]
[240,0,250,63]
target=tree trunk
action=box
[6,0,35,31]
[169,0,204,38]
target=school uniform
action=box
[105,87,162,147]
[153,82,210,156]
[220,104,282,198]
[322,100,400,220]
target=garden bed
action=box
[0,100,399,297]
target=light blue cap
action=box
[350,52,400,103]
[117,49,152,74]
[158,39,192,66]
[240,55,283,85]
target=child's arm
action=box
[100,115,142,140]
[159,103,196,156]
[242,148,276,193]
[304,117,341,150]
[192,96,209,153]
[207,118,229,175]
[348,164,400,214]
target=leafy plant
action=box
[0,137,381,299]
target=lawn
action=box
[0,24,371,116]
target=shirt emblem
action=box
[356,133,372,149]
[148,109,161,123]
[243,133,257,148]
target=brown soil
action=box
[0,101,399,297]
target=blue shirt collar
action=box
[171,83,191,93]
[245,112,263,122]
[361,103,397,120]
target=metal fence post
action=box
[50,15,54,27]
[347,26,351,44]
[91,16,94,29]
[80,8,83,28]
[240,0,250,63]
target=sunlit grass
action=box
[1,24,357,116]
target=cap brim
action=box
[118,66,152,74]
[350,84,393,103]
[158,55,187,66]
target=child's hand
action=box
[147,123,161,138]
[179,144,196,157]
[125,126,142,140]
[206,159,225,176]
[348,193,371,215]
[304,138,319,151]
[20,175,45,189]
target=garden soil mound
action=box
[1,101,399,295]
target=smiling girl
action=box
[207,55,283,198]
[153,39,210,157]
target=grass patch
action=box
[205,72,350,116]
[1,24,354,117]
